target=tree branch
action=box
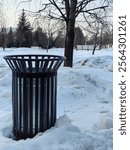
[83,12,92,27]
[49,0,67,21]
[76,0,95,17]
[81,5,108,13]
[48,12,65,21]
[85,11,105,24]
[38,3,52,13]
[76,22,95,34]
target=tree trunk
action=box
[46,38,50,53]
[64,20,75,67]
[64,0,77,67]
[92,33,98,55]
[92,45,97,55]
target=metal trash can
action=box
[4,55,64,140]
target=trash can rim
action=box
[3,54,65,61]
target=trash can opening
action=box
[4,55,65,73]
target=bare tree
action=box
[91,22,102,55]
[42,19,62,52]
[85,21,112,54]
[33,18,65,51]
[19,0,112,67]
[0,2,7,50]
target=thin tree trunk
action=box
[92,45,97,55]
[46,38,50,53]
[3,35,5,51]
[92,33,98,55]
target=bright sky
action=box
[1,0,45,27]
[0,0,112,28]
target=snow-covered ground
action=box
[0,47,113,150]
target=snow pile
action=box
[1,116,112,150]
[0,48,113,150]
[94,113,113,130]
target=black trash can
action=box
[4,55,64,140]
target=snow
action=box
[0,47,113,150]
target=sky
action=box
[0,0,112,29]
[0,0,44,27]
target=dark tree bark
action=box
[64,0,77,67]
[92,31,98,55]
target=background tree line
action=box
[0,9,112,51]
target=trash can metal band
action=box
[4,55,64,140]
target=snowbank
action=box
[0,48,113,150]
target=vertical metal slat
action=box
[18,75,22,136]
[22,76,28,138]
[29,77,33,137]
[35,77,39,134]
[40,77,44,131]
